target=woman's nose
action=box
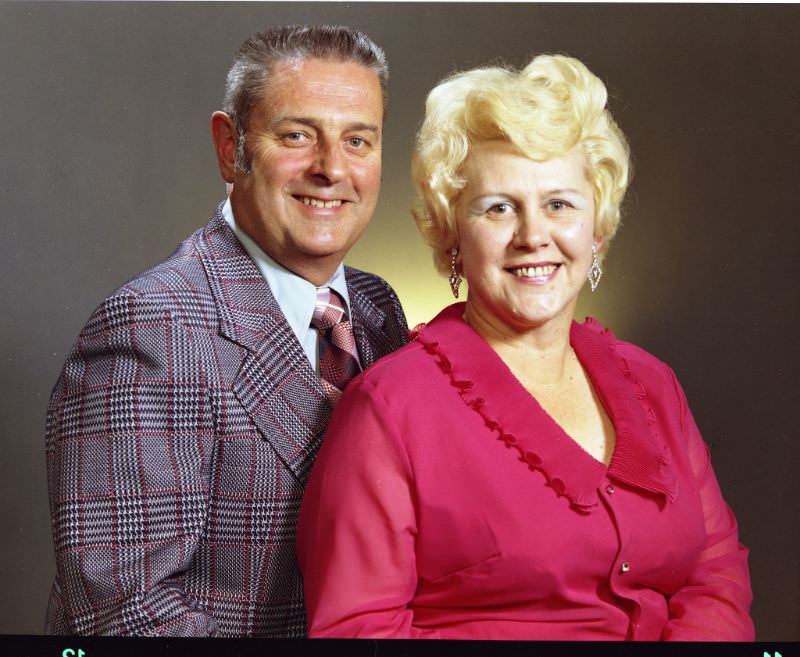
[512,209,549,250]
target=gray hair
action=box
[224,24,389,173]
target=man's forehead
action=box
[264,56,380,95]
[254,56,384,124]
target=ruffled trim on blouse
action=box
[409,304,677,512]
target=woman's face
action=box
[455,139,596,336]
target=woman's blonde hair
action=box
[411,54,631,275]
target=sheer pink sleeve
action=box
[661,371,755,641]
[296,376,433,638]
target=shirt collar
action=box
[222,199,352,345]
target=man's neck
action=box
[284,258,342,288]
[230,199,343,287]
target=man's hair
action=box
[411,54,631,275]
[224,24,389,173]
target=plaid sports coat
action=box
[45,206,409,636]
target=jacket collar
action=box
[413,304,676,512]
[195,206,282,352]
[194,206,389,483]
[197,207,390,362]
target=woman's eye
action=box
[547,199,571,212]
[488,202,513,215]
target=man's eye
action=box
[284,132,308,144]
[347,136,367,149]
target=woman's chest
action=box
[404,397,706,602]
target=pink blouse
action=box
[296,304,754,640]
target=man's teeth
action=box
[512,265,557,278]
[300,196,342,208]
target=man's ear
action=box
[211,111,237,184]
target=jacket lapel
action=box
[346,271,390,370]
[196,208,331,484]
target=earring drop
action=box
[588,243,603,292]
[449,247,462,298]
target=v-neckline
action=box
[412,303,677,511]
[504,344,616,467]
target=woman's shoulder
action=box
[576,316,677,388]
[360,339,433,382]
[351,303,484,398]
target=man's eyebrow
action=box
[272,116,380,134]
[347,122,381,135]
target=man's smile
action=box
[295,195,345,209]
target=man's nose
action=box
[309,139,346,183]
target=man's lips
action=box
[293,194,346,209]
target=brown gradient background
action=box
[0,2,797,639]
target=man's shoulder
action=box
[122,221,213,294]
[342,265,408,360]
[83,217,227,336]
[344,265,391,291]
[343,265,401,308]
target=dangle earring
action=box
[587,243,603,292]
[449,247,462,298]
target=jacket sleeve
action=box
[661,371,755,641]
[46,294,217,636]
[296,376,434,638]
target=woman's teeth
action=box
[511,265,557,278]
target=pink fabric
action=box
[297,303,754,640]
[311,287,360,404]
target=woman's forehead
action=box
[460,141,589,189]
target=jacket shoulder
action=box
[344,266,399,303]
[119,225,208,296]
[344,265,408,347]
[83,225,217,334]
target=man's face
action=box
[230,57,384,285]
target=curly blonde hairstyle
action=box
[411,54,631,275]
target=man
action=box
[45,25,408,637]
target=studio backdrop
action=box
[0,2,797,639]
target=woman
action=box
[296,54,754,640]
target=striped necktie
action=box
[311,287,361,404]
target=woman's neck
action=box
[462,301,575,388]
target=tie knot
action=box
[311,287,346,332]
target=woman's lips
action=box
[507,264,559,280]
